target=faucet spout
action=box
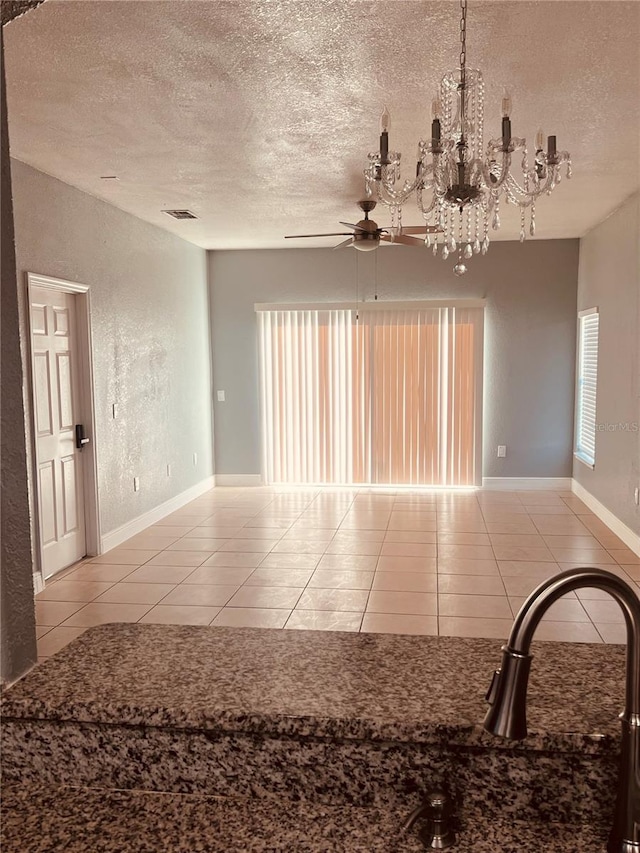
[483,567,640,853]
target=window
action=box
[257,302,484,486]
[575,307,599,467]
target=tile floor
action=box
[35,487,640,661]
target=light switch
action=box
[133,477,140,491]
[217,390,226,402]
[497,445,507,458]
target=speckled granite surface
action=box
[1,784,609,853]
[1,623,626,752]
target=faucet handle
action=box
[486,668,501,705]
[419,789,456,850]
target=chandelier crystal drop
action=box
[363,0,572,274]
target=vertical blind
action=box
[258,305,483,486]
[575,308,599,466]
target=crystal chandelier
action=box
[364,0,572,275]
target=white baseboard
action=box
[32,573,44,594]
[213,474,263,487]
[571,480,640,556]
[482,477,572,490]
[100,475,215,553]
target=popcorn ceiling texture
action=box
[3,1,639,249]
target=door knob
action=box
[75,424,90,450]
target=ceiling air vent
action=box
[162,209,198,220]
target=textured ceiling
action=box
[4,0,640,249]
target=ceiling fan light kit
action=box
[363,0,572,274]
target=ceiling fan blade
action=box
[380,234,426,247]
[400,226,444,235]
[333,238,354,250]
[284,232,355,239]
[339,221,368,232]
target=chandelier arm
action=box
[477,152,512,192]
[504,170,555,203]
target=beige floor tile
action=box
[308,569,374,590]
[245,568,315,587]
[542,534,600,549]
[436,532,491,546]
[481,508,530,520]
[203,552,267,568]
[120,535,181,550]
[243,518,296,529]
[35,626,51,639]
[609,549,640,565]
[361,613,438,635]
[122,564,196,584]
[269,539,325,555]
[61,603,153,627]
[488,534,546,548]
[284,527,335,542]
[90,549,158,566]
[37,626,87,657]
[377,555,437,573]
[492,545,555,562]
[212,607,291,628]
[160,584,239,607]
[438,616,512,640]
[37,581,114,602]
[259,552,321,570]
[233,528,287,540]
[166,538,228,552]
[325,540,383,556]
[437,557,499,575]
[227,586,304,609]
[285,610,363,632]
[437,575,506,596]
[147,551,211,567]
[380,542,436,558]
[65,563,137,583]
[317,554,379,571]
[497,561,560,578]
[384,530,438,544]
[550,548,615,563]
[296,588,369,612]
[339,517,391,531]
[501,575,553,597]
[530,622,602,643]
[157,514,209,526]
[484,520,537,535]
[620,565,640,582]
[435,520,487,533]
[437,544,494,560]
[580,599,626,623]
[509,597,590,622]
[593,534,629,550]
[184,566,255,585]
[147,525,196,537]
[388,513,437,531]
[139,605,221,625]
[595,623,626,644]
[186,526,242,538]
[35,600,85,626]
[529,516,590,535]
[438,594,511,619]
[366,590,437,616]
[372,572,437,593]
[218,538,281,553]
[333,529,386,542]
[95,583,176,605]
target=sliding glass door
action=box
[258,303,483,486]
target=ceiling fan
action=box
[284,200,441,252]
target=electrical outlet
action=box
[133,476,140,492]
[497,445,507,458]
[166,464,171,477]
[217,390,226,402]
[192,452,198,467]
[635,487,639,506]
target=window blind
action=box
[258,305,483,486]
[575,309,599,467]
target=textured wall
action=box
[573,192,640,533]
[209,240,579,480]
[1,31,37,685]
[11,160,213,537]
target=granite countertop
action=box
[1,783,608,853]
[1,624,625,754]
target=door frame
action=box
[25,273,101,588]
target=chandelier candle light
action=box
[364,0,572,275]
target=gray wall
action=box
[573,192,640,533]
[1,30,37,685]
[11,160,213,537]
[209,240,579,479]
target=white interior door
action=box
[29,285,87,578]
